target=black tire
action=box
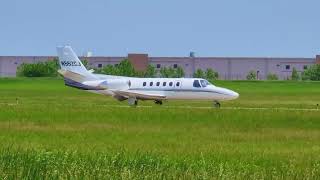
[154,100,163,105]
[214,101,221,108]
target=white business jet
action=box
[57,46,239,107]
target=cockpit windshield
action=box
[200,80,210,87]
[193,79,213,88]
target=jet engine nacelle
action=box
[83,79,130,90]
[100,79,129,89]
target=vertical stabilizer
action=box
[56,46,96,81]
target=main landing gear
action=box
[213,101,221,108]
[128,97,138,106]
[154,100,163,105]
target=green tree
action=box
[160,67,175,78]
[246,70,257,80]
[175,66,185,78]
[267,73,278,80]
[167,67,176,78]
[143,65,156,78]
[291,67,300,80]
[205,68,219,80]
[134,71,145,78]
[302,64,320,81]
[96,59,157,77]
[81,59,89,69]
[101,64,118,75]
[97,59,135,77]
[193,69,205,78]
[17,59,59,77]
[160,67,168,78]
[160,66,185,78]
[117,59,135,77]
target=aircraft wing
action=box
[112,90,166,100]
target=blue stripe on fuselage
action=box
[128,88,228,95]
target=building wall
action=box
[150,57,315,80]
[0,55,317,79]
[82,57,125,68]
[128,54,148,72]
[316,55,320,64]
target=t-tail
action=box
[57,46,99,89]
[57,46,97,82]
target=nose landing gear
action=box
[213,101,221,108]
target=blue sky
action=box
[0,0,319,57]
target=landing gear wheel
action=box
[154,100,163,105]
[213,101,221,108]
[128,97,138,107]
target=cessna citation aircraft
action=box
[57,46,239,107]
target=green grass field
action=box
[0,78,320,179]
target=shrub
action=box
[100,64,119,75]
[136,65,156,78]
[97,60,157,78]
[267,73,278,80]
[205,68,219,80]
[302,64,320,81]
[246,70,257,80]
[17,59,59,77]
[291,67,300,80]
[160,66,185,78]
[175,67,185,78]
[193,69,205,78]
[117,59,136,77]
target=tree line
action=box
[16,58,320,81]
[246,66,320,81]
[16,59,188,78]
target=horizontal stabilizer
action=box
[58,69,87,83]
[82,80,108,89]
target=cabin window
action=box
[285,65,290,70]
[303,65,308,70]
[98,64,102,68]
[156,82,160,86]
[176,82,180,87]
[169,82,173,86]
[157,64,161,68]
[143,82,146,86]
[193,80,201,88]
[150,82,153,86]
[163,82,167,86]
[173,64,178,68]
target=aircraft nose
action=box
[230,91,239,99]
[224,89,239,100]
[214,87,239,100]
